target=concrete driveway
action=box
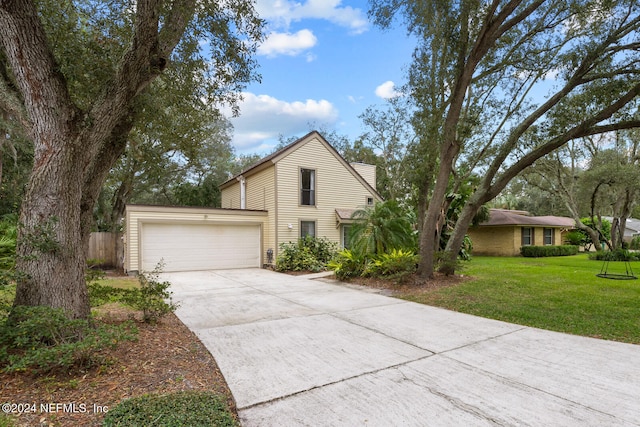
[162,268,640,426]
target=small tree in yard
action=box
[0,1,263,320]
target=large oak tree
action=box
[371,0,640,277]
[0,0,263,318]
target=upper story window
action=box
[366,197,374,206]
[301,168,315,206]
[543,228,554,245]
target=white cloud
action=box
[258,29,318,58]
[256,0,368,34]
[375,81,403,99]
[225,92,339,152]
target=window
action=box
[301,169,315,206]
[522,227,533,246]
[366,197,374,206]
[342,225,352,249]
[300,221,316,238]
[544,228,554,245]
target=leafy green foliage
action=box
[365,249,418,280]
[520,245,579,257]
[578,217,612,247]
[349,200,415,256]
[0,215,17,287]
[87,264,178,323]
[123,264,178,323]
[329,248,419,282]
[564,230,587,247]
[275,236,338,272]
[589,249,640,262]
[327,250,367,280]
[0,413,16,427]
[103,391,238,427]
[631,236,640,250]
[0,306,137,374]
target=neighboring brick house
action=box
[468,209,575,256]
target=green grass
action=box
[399,254,640,344]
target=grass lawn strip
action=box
[397,254,640,344]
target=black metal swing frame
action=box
[596,259,637,280]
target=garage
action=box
[125,205,268,274]
[141,223,261,272]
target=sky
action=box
[222,0,417,155]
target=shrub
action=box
[630,236,640,250]
[122,264,178,323]
[520,245,579,257]
[327,249,367,280]
[365,249,418,279]
[564,230,586,247]
[349,200,416,256]
[589,248,640,261]
[275,236,338,272]
[103,391,238,427]
[0,306,137,373]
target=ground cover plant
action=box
[0,273,237,426]
[395,254,640,343]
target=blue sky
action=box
[223,0,417,155]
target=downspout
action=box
[239,176,246,209]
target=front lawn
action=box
[397,254,640,344]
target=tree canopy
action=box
[370,0,640,276]
[0,0,264,318]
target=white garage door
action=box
[141,222,261,272]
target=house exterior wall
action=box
[275,136,379,254]
[468,227,519,256]
[350,163,376,190]
[125,205,267,273]
[469,226,566,256]
[221,183,241,209]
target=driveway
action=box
[162,268,640,426]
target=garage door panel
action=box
[141,223,260,272]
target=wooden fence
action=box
[88,232,121,268]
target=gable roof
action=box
[478,209,575,228]
[219,131,383,200]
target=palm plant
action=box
[349,200,415,256]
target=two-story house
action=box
[124,131,381,273]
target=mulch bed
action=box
[0,308,237,427]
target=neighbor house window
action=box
[301,221,316,238]
[522,227,533,246]
[544,228,554,245]
[301,169,315,206]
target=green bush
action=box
[0,215,17,270]
[630,236,640,250]
[520,245,579,257]
[103,391,238,427]
[564,230,586,246]
[365,249,418,279]
[589,248,640,261]
[123,264,178,323]
[0,306,137,373]
[275,236,338,272]
[327,249,367,280]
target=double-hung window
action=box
[522,227,533,246]
[543,228,554,245]
[301,168,315,206]
[300,221,316,238]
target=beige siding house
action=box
[468,209,575,256]
[220,131,382,263]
